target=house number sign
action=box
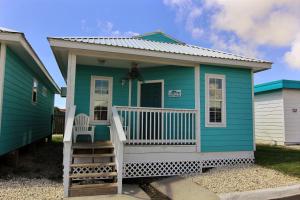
[168,90,181,97]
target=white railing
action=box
[63,105,76,197]
[109,107,126,194]
[115,106,197,145]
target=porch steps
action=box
[69,172,117,179]
[69,183,118,197]
[69,141,118,197]
[73,141,114,149]
[70,162,115,168]
[72,153,115,158]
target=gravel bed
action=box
[0,177,63,200]
[189,165,300,194]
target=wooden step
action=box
[73,142,114,149]
[69,183,117,197]
[69,172,117,179]
[72,153,115,158]
[70,162,115,168]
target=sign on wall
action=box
[168,90,181,97]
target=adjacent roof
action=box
[254,80,300,94]
[52,36,269,64]
[0,27,60,93]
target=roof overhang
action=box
[48,38,272,81]
[0,32,60,94]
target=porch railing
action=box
[109,107,126,194]
[63,105,76,197]
[115,106,197,145]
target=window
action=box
[205,74,226,127]
[32,79,38,103]
[42,86,48,97]
[90,76,112,124]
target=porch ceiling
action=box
[51,47,195,81]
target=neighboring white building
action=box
[255,80,300,145]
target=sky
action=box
[1,0,300,108]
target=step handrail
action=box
[110,106,126,194]
[63,105,76,197]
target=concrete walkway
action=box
[151,176,220,200]
[67,184,150,200]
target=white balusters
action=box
[115,106,196,145]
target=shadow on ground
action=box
[0,135,63,182]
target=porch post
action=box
[194,64,201,152]
[65,52,76,122]
[0,43,7,135]
[63,52,76,197]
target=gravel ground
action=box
[189,165,300,194]
[0,177,63,200]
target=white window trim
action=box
[32,78,38,104]
[137,79,164,108]
[205,73,226,127]
[89,76,113,125]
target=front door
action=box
[140,82,162,108]
[140,82,162,141]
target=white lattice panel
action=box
[202,158,254,168]
[123,161,202,178]
[123,157,254,178]
[71,165,113,180]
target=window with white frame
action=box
[205,74,226,127]
[32,79,38,103]
[90,76,112,124]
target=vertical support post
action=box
[0,43,6,135]
[65,52,76,123]
[63,52,76,198]
[194,64,201,152]
[251,70,256,151]
[117,143,124,194]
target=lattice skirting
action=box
[71,165,113,180]
[123,157,254,178]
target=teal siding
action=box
[131,66,195,109]
[0,48,55,156]
[200,65,254,152]
[74,64,254,152]
[74,65,129,140]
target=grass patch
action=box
[255,144,300,178]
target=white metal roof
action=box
[52,36,270,64]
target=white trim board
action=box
[124,150,254,163]
[0,43,7,134]
[137,80,165,108]
[194,65,201,152]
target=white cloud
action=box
[163,0,204,39]
[284,34,300,69]
[164,0,300,69]
[80,19,138,37]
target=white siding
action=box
[282,89,300,144]
[254,90,285,145]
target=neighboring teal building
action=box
[0,28,60,156]
[49,31,272,193]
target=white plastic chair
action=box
[73,113,95,143]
